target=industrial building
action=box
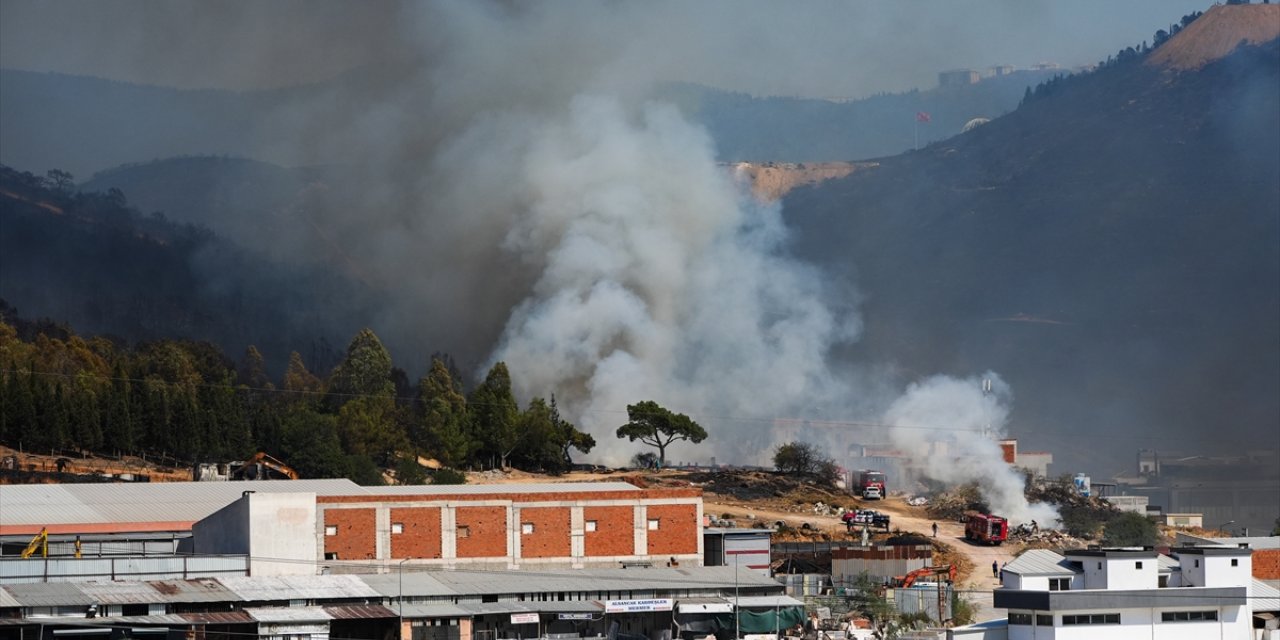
[0,478,805,638]
[0,567,799,639]
[1,480,705,572]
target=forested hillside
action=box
[0,164,378,376]
[784,25,1279,468]
[0,312,596,483]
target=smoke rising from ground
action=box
[883,374,1059,525]
[0,0,1095,514]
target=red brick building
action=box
[318,482,703,570]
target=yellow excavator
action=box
[20,527,47,559]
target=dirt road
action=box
[703,495,1015,622]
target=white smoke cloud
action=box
[883,373,1060,525]
[482,95,859,465]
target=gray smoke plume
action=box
[479,95,860,464]
[883,374,1059,525]
[1,0,1094,517]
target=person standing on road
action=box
[932,522,938,537]
[992,560,999,579]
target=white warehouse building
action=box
[994,545,1274,639]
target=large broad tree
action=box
[615,400,706,467]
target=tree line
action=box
[0,313,604,484]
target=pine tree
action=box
[469,362,519,469]
[417,358,471,467]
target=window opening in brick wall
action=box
[522,523,535,534]
[1036,614,1052,626]
[392,522,404,534]
[324,525,337,536]
[648,519,660,530]
[1049,578,1070,591]
[586,520,598,532]
[1136,561,1143,569]
[1231,558,1238,567]
[457,525,470,538]
[1008,612,1031,625]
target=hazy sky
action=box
[1,0,1211,98]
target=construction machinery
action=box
[194,452,300,481]
[20,528,48,559]
[234,452,299,480]
[895,564,957,588]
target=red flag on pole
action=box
[916,111,931,123]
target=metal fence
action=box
[0,554,249,583]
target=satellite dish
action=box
[962,117,991,133]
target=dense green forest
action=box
[0,310,596,484]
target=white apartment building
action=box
[994,546,1259,639]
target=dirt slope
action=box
[1147,4,1280,70]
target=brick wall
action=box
[324,508,376,560]
[518,507,571,559]
[455,506,508,558]
[584,506,634,557]
[1255,549,1280,579]
[390,507,442,559]
[646,504,698,555]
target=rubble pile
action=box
[924,483,985,521]
[1008,527,1086,548]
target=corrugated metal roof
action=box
[76,580,166,605]
[400,602,472,618]
[531,600,604,613]
[730,595,805,608]
[181,610,256,623]
[1254,579,1280,613]
[360,572,455,598]
[362,482,641,496]
[1002,550,1076,576]
[2,581,93,606]
[458,601,538,615]
[220,574,381,601]
[247,605,333,622]
[81,613,192,625]
[0,479,361,527]
[1157,554,1180,573]
[323,604,398,619]
[147,578,243,603]
[0,586,23,608]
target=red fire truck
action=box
[964,512,1009,545]
[851,470,887,500]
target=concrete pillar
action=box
[441,505,457,565]
[634,504,648,557]
[376,506,391,560]
[570,505,585,568]
[510,505,521,569]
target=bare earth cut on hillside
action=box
[1147,4,1280,70]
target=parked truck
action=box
[964,512,1009,545]
[849,469,887,499]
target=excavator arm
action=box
[20,528,48,559]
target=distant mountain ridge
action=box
[783,26,1280,473]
